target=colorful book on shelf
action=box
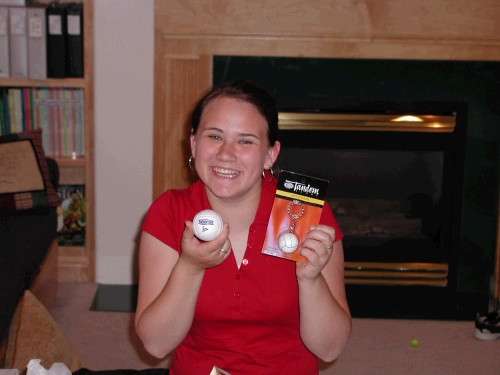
[48,87,58,155]
[6,88,13,132]
[14,88,22,132]
[21,87,32,130]
[56,184,86,247]
[32,87,48,151]
[67,88,74,155]
[0,88,6,134]
[0,87,85,155]
[7,88,22,133]
[75,88,84,155]
[2,87,9,134]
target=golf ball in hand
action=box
[193,210,223,241]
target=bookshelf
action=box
[0,0,94,282]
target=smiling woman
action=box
[190,95,279,205]
[135,79,351,374]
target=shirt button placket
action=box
[235,227,252,304]
[234,273,241,299]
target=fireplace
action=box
[209,56,500,319]
[154,2,500,320]
[276,103,466,319]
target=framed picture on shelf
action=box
[57,184,85,246]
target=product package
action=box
[262,170,329,263]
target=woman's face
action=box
[190,96,280,203]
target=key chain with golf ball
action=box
[278,200,305,253]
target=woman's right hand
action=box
[179,220,231,271]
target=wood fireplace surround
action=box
[154,0,500,317]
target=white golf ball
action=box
[193,209,223,241]
[278,232,299,253]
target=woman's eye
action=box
[208,135,221,141]
[239,139,253,145]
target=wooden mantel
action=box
[154,0,500,304]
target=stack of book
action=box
[0,0,83,79]
[0,86,85,157]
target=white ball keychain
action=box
[278,200,305,253]
[279,232,299,253]
[192,209,224,241]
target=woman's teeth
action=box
[213,168,240,178]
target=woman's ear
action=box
[189,129,196,158]
[266,140,281,167]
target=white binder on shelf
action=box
[0,6,9,77]
[27,5,46,80]
[0,0,25,5]
[8,6,28,78]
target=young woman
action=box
[135,79,351,374]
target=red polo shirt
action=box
[142,178,343,375]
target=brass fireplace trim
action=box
[278,112,456,133]
[344,261,449,286]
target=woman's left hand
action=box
[296,224,336,281]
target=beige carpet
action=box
[49,283,500,374]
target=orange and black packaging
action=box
[262,170,329,263]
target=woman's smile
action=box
[212,167,241,179]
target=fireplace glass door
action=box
[276,106,467,318]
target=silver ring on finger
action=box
[326,245,333,250]
[220,248,228,254]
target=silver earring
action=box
[262,168,274,181]
[188,156,196,171]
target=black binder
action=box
[66,2,83,77]
[46,1,66,78]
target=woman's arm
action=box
[135,222,231,358]
[134,232,203,358]
[296,226,352,362]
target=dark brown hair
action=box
[191,79,280,147]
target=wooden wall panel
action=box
[155,1,500,42]
[153,34,211,198]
